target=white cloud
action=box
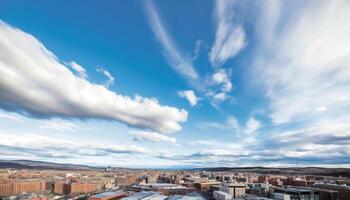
[177,90,199,107]
[39,120,80,132]
[97,67,115,87]
[197,115,239,133]
[0,20,187,134]
[315,106,327,112]
[0,113,23,121]
[210,0,246,67]
[68,61,87,79]
[145,1,199,82]
[245,117,261,134]
[0,133,148,159]
[212,69,233,92]
[226,116,239,132]
[213,92,227,103]
[191,40,205,61]
[129,131,176,144]
[145,1,236,107]
[253,0,350,125]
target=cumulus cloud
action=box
[68,61,87,79]
[130,131,176,144]
[210,0,246,67]
[97,67,115,87]
[145,1,199,83]
[177,90,199,107]
[0,21,187,133]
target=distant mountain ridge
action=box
[191,167,350,177]
[0,160,349,177]
[0,159,100,170]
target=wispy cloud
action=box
[130,130,176,144]
[97,67,115,87]
[68,61,88,79]
[253,1,350,125]
[211,68,233,92]
[244,117,261,135]
[209,0,246,68]
[191,40,205,61]
[145,1,238,106]
[0,113,23,121]
[39,120,81,132]
[0,133,148,160]
[197,115,239,132]
[145,1,199,83]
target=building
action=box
[0,183,12,196]
[116,176,136,186]
[213,190,232,200]
[167,194,205,200]
[258,176,268,184]
[274,187,319,200]
[89,191,127,200]
[280,178,307,187]
[273,193,291,200]
[54,182,97,194]
[245,194,273,200]
[66,182,97,194]
[54,181,65,194]
[121,191,167,200]
[134,183,195,195]
[0,181,46,196]
[193,181,221,191]
[316,188,338,200]
[220,183,246,199]
[314,184,350,200]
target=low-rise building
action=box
[314,183,350,200]
[220,183,246,199]
[0,181,46,196]
[274,187,319,200]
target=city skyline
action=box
[0,0,350,168]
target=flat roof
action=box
[122,192,157,200]
[94,191,125,198]
[167,195,205,200]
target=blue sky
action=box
[0,0,350,168]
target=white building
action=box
[213,183,246,200]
